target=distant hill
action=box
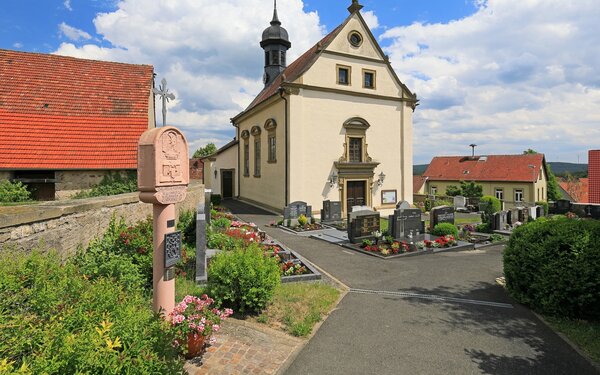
[547,162,588,175]
[413,162,588,176]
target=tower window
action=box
[280,51,286,66]
[337,65,351,85]
[265,51,269,66]
[271,50,280,65]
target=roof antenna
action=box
[469,144,477,158]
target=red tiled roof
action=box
[234,23,345,120]
[0,49,153,170]
[413,175,426,193]
[423,154,545,183]
[558,177,589,203]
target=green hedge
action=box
[432,222,459,237]
[504,217,600,319]
[207,243,280,314]
[0,251,182,374]
[0,179,31,203]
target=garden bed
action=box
[342,234,474,259]
[263,241,322,283]
[277,222,326,234]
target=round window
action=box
[349,31,362,47]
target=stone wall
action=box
[0,182,204,259]
[55,170,134,200]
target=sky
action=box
[1,0,598,164]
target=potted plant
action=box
[169,294,233,359]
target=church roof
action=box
[0,49,153,170]
[234,23,345,121]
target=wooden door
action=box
[221,170,234,199]
[347,180,366,209]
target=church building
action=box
[205,0,417,216]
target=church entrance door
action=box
[346,180,366,209]
[221,170,234,199]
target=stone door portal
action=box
[346,180,366,208]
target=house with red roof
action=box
[0,49,155,200]
[422,154,549,207]
[205,0,417,215]
[558,177,588,203]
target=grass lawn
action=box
[380,218,389,232]
[544,316,600,364]
[252,282,341,337]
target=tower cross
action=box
[153,78,176,127]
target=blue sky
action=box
[2,0,598,164]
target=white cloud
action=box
[362,10,379,30]
[382,0,600,163]
[64,0,72,11]
[59,22,92,41]
[55,0,324,152]
[13,42,23,49]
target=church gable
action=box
[325,13,384,61]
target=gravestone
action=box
[528,206,537,220]
[321,200,342,223]
[536,205,545,218]
[453,196,467,211]
[518,208,529,223]
[492,211,508,231]
[555,199,572,214]
[195,190,211,284]
[430,206,455,230]
[396,200,411,210]
[347,209,380,243]
[479,201,490,213]
[507,209,519,225]
[284,201,312,220]
[138,126,189,316]
[390,208,423,239]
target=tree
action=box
[546,164,561,201]
[460,181,483,198]
[445,185,461,197]
[193,143,217,158]
[523,149,538,154]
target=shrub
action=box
[480,195,501,224]
[211,194,222,206]
[504,217,600,319]
[432,223,459,238]
[445,185,461,197]
[298,214,308,226]
[73,171,137,199]
[75,216,154,289]
[0,251,182,374]
[178,209,196,246]
[207,231,243,251]
[207,243,281,314]
[212,217,231,231]
[0,179,31,202]
[475,222,491,233]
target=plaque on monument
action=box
[284,201,311,220]
[430,206,455,230]
[347,210,380,243]
[391,208,423,239]
[164,231,182,268]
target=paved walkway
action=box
[185,318,303,375]
[223,199,599,375]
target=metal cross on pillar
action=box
[153,78,176,127]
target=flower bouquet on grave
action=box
[169,295,233,359]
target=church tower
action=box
[260,0,291,87]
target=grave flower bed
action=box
[360,239,413,256]
[417,235,458,249]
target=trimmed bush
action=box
[480,195,501,224]
[0,251,182,374]
[475,222,491,233]
[207,243,281,314]
[432,222,459,238]
[0,179,31,203]
[504,217,600,319]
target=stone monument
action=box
[138,126,189,316]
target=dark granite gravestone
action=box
[321,200,342,223]
[284,201,312,220]
[390,208,423,239]
[195,195,209,283]
[347,209,380,243]
[555,199,572,214]
[518,208,529,223]
[536,205,545,218]
[507,209,519,225]
[430,206,455,230]
[479,201,490,213]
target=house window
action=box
[254,139,261,177]
[515,189,524,202]
[337,65,351,85]
[243,144,249,177]
[268,135,276,162]
[542,187,545,200]
[363,69,375,89]
[537,188,540,201]
[348,137,362,162]
[495,188,504,200]
[431,186,438,195]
